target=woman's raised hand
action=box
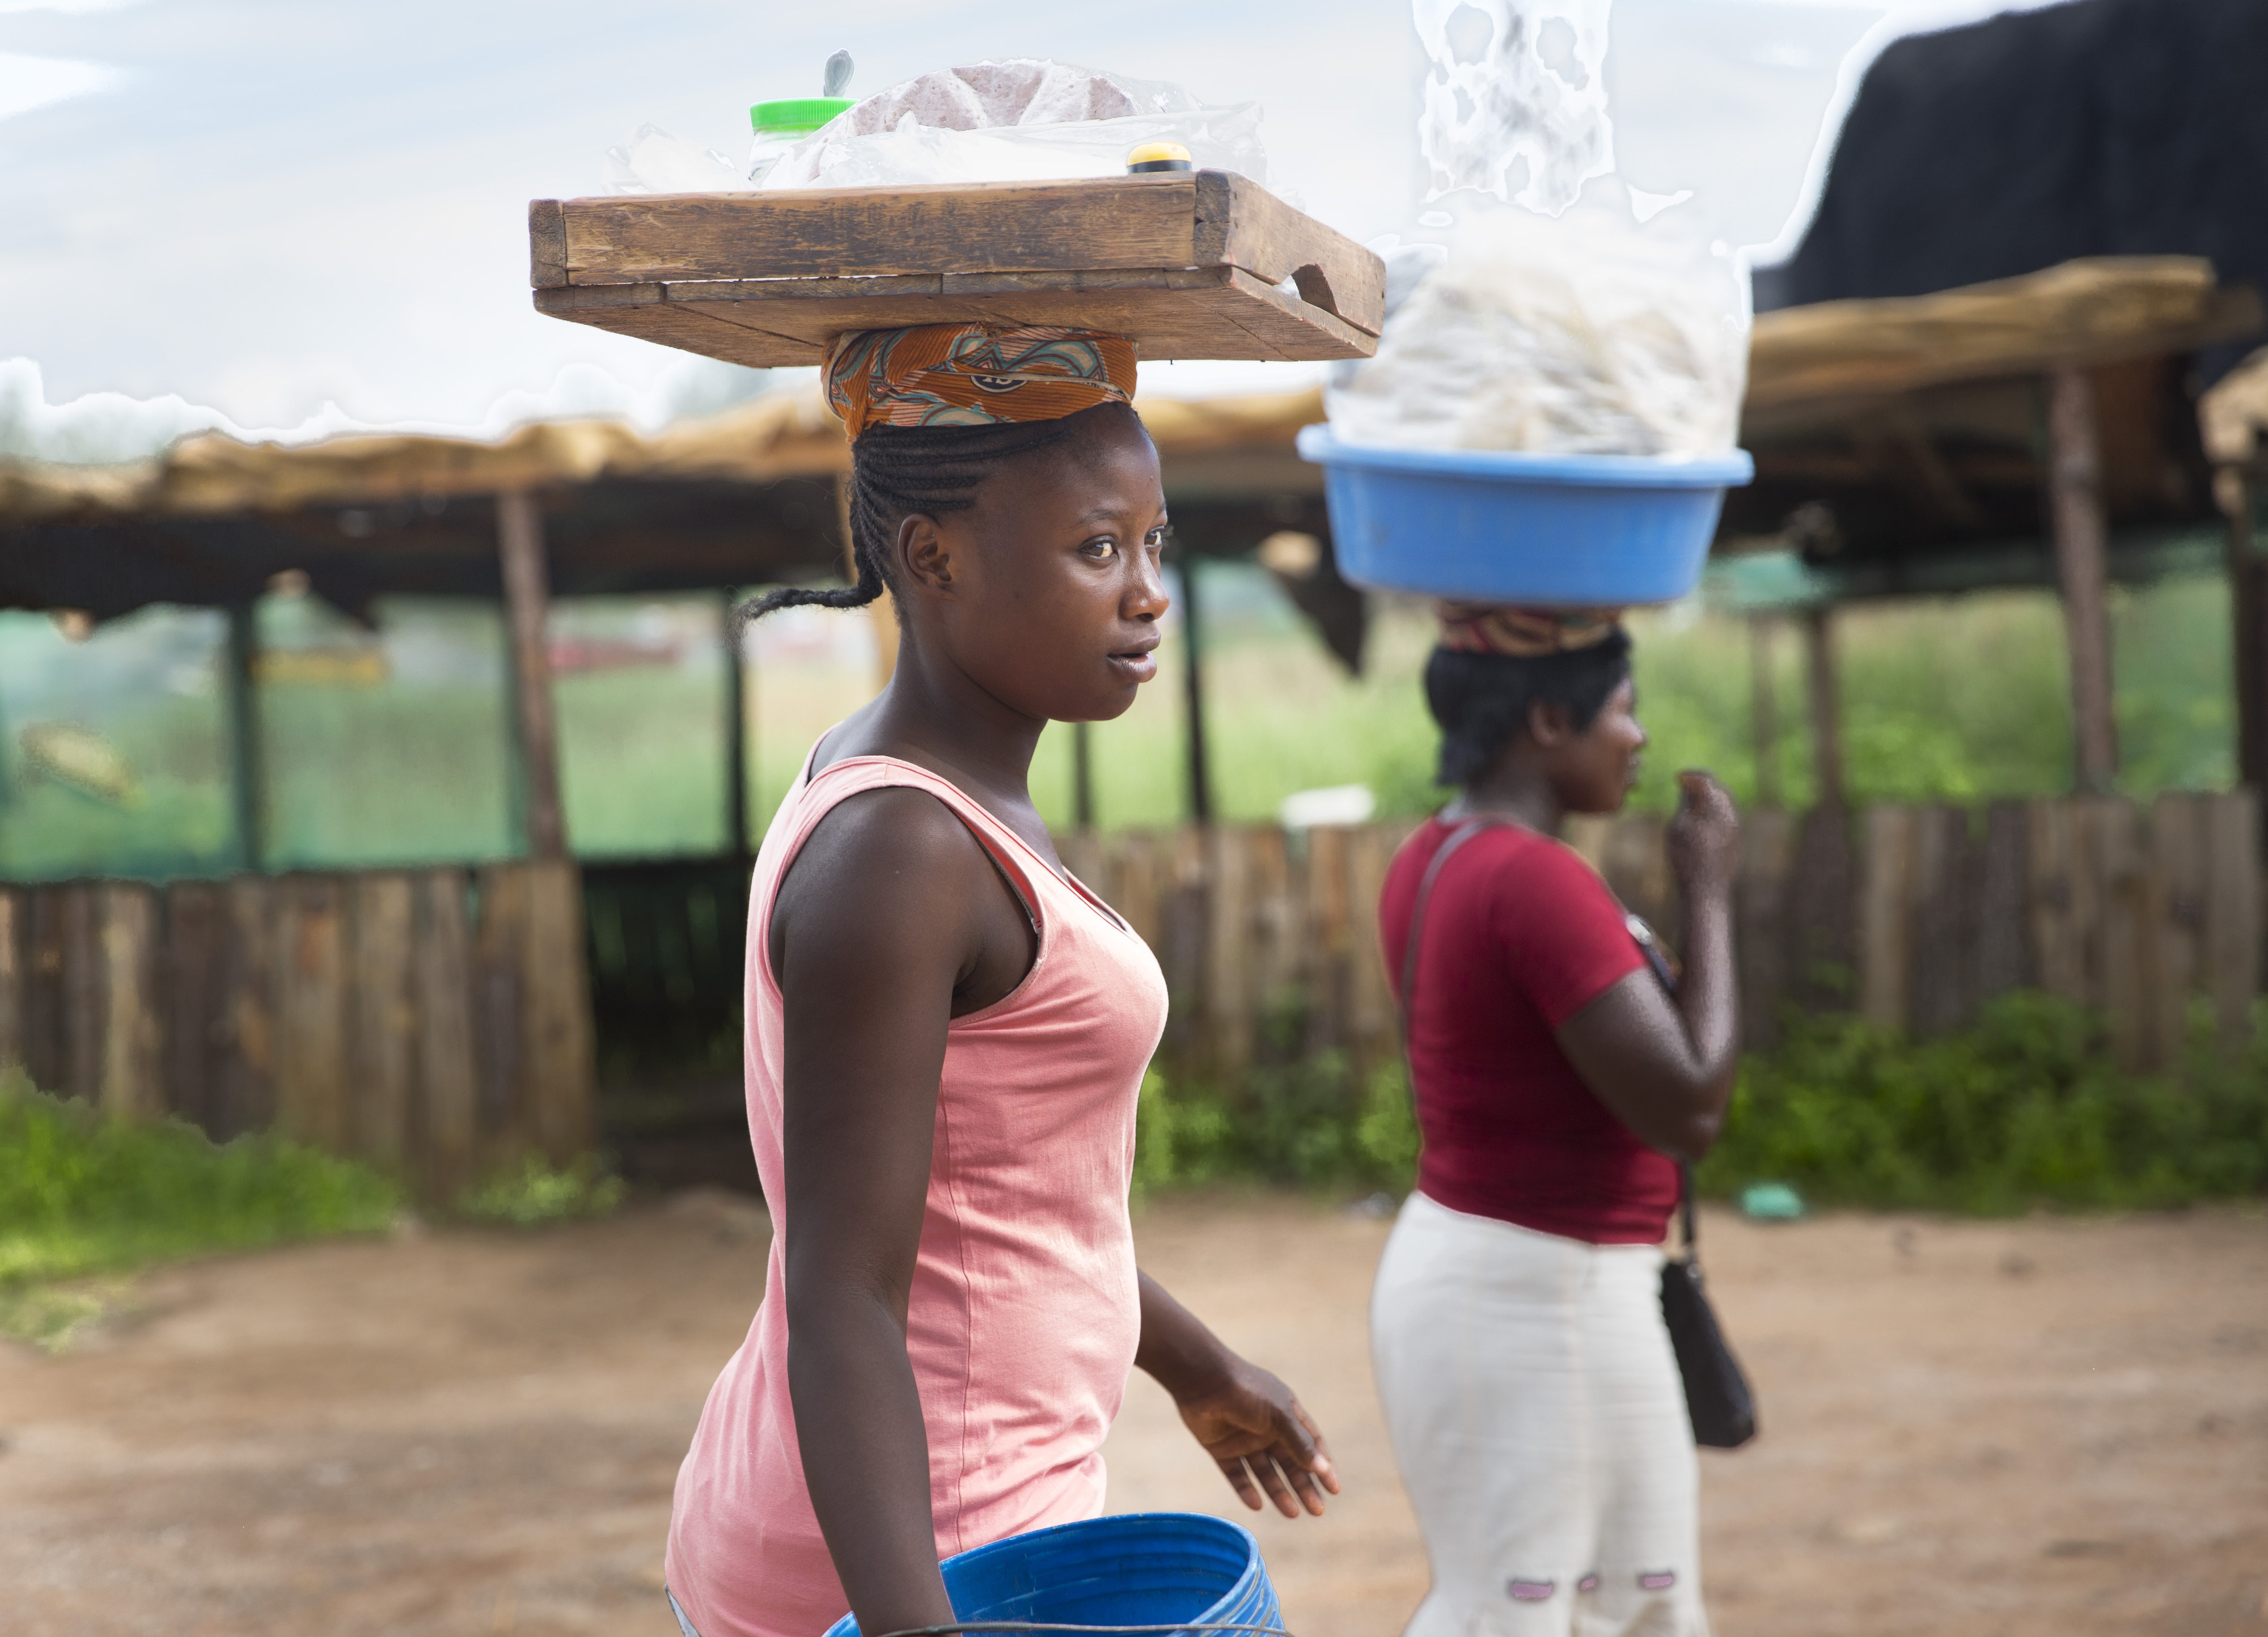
[1666,769,1741,895]
[1172,1356,1341,1518]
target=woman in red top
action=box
[1371,603,1740,1637]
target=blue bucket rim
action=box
[1294,424,1754,488]
[941,1509,1264,1573]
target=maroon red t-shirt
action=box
[1380,816,1675,1245]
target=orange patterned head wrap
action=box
[823,322,1139,439]
[1436,602,1627,658]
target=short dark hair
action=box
[1424,631,1634,787]
[734,404,1136,627]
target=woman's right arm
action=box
[772,789,1019,1637]
[1555,771,1743,1162]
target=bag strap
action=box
[1397,817,1503,1019]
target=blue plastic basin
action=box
[819,1512,1280,1637]
[1296,425,1755,606]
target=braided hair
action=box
[734,416,1097,630]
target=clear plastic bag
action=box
[1326,183,1750,458]
[1412,0,1613,216]
[759,60,1267,189]
[600,124,748,195]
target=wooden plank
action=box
[1344,824,1399,1069]
[2028,800,2090,1004]
[2147,792,2207,1071]
[523,860,598,1163]
[1974,801,2033,1003]
[215,877,277,1139]
[2047,366,2119,793]
[348,873,418,1171]
[97,883,162,1123]
[474,864,534,1145]
[59,883,99,1102]
[161,883,227,1131]
[554,175,1209,286]
[0,887,22,1079]
[1108,831,1164,953]
[1194,171,1386,332]
[666,265,1377,363]
[1157,829,1211,1061]
[2203,789,2260,1056]
[1907,806,1975,1037]
[528,197,567,289]
[1302,826,1355,1058]
[1787,805,1858,1010]
[273,875,349,1152]
[1205,827,1259,1072]
[1858,805,1918,1031]
[1734,806,1796,1051]
[417,869,480,1202]
[23,888,65,1092]
[2095,799,2153,1071]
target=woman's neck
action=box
[1450,763,1563,835]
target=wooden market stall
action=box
[0,383,1351,1186]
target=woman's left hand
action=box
[1172,1358,1341,1518]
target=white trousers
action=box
[1371,1192,1709,1637]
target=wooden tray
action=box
[528,172,1385,367]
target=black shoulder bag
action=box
[1399,818,1757,1451]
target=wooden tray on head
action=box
[528,171,1385,367]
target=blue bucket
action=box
[819,1512,1281,1637]
[1296,425,1754,606]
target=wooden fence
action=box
[0,861,596,1199]
[1066,788,2261,1081]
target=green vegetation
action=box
[0,1073,401,1343]
[1696,994,2268,1213]
[0,568,2242,879]
[456,1156,625,1226]
[1133,992,2268,1216]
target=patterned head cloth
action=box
[1436,602,1627,658]
[824,322,1139,439]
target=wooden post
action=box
[217,877,277,1140]
[1802,607,1844,809]
[162,882,227,1132]
[2046,366,2119,794]
[416,869,480,1201]
[0,887,22,1080]
[2148,793,2206,1072]
[97,884,161,1122]
[1749,616,1782,809]
[2096,800,2152,1071]
[1858,805,1916,1031]
[274,875,349,1152]
[225,602,265,870]
[2222,468,2268,800]
[348,873,417,1171]
[2203,789,2259,1055]
[498,490,569,861]
[1178,554,1214,826]
[1072,722,1096,832]
[721,591,752,857]
[524,858,599,1164]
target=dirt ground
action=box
[3,1191,2265,1637]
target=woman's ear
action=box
[898,513,956,597]
[1527,699,1573,747]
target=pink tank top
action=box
[665,751,1169,1637]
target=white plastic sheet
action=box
[1414,0,1613,215]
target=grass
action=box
[1131,992,2268,1217]
[0,1073,402,1344]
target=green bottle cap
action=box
[751,97,855,134]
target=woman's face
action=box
[1551,675,1647,814]
[914,407,1172,724]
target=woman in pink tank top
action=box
[665,324,1340,1637]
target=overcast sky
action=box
[1,0,2071,456]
